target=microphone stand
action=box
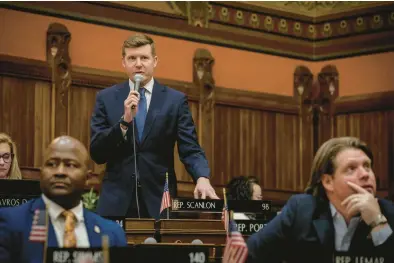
[131,120,140,218]
[131,78,141,219]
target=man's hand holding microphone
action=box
[120,74,143,130]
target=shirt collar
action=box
[329,202,338,218]
[41,194,84,223]
[128,77,154,94]
[329,202,360,221]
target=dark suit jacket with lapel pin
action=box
[246,194,394,263]
[90,80,210,219]
[0,197,127,263]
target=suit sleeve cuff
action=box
[371,224,393,246]
[120,125,128,140]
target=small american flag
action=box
[29,209,47,242]
[222,221,248,263]
[160,174,171,214]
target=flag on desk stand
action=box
[29,209,48,243]
[221,188,229,236]
[29,208,49,263]
[222,214,248,263]
[102,235,110,263]
[160,172,171,219]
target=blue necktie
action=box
[135,87,147,141]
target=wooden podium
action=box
[124,218,156,244]
[125,218,226,262]
[156,219,226,244]
[124,218,226,244]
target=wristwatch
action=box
[369,214,388,228]
[119,116,132,129]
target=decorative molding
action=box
[215,87,299,114]
[46,23,72,138]
[0,55,200,101]
[294,65,339,154]
[259,1,369,17]
[187,2,210,28]
[335,91,394,114]
[293,65,313,106]
[318,65,339,113]
[2,2,394,60]
[193,48,215,181]
[209,2,394,41]
[316,65,339,151]
[0,55,298,114]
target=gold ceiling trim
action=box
[237,1,391,17]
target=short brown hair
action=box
[305,137,373,200]
[0,133,22,180]
[122,34,156,57]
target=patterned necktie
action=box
[62,210,77,248]
[135,87,147,141]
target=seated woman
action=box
[0,133,22,179]
[226,176,262,219]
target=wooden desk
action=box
[124,218,156,244]
[156,219,226,244]
[148,243,225,263]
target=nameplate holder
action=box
[332,251,391,263]
[46,247,104,263]
[227,200,272,213]
[234,220,270,235]
[135,244,209,263]
[0,195,36,207]
[171,198,223,212]
[102,216,126,231]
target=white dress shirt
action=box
[330,202,392,251]
[42,194,90,247]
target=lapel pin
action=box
[94,225,101,234]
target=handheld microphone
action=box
[131,74,143,109]
[191,239,203,245]
[143,237,158,244]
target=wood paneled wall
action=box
[334,93,394,198]
[1,55,393,202]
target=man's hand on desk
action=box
[194,177,219,199]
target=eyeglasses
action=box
[0,153,14,164]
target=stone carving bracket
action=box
[46,23,72,108]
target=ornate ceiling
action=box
[2,1,394,60]
[243,1,391,17]
[113,1,392,18]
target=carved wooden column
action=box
[46,23,72,139]
[317,65,339,146]
[294,66,314,189]
[193,49,215,180]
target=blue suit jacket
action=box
[90,80,210,219]
[247,194,394,263]
[0,197,127,263]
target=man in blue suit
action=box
[0,136,127,263]
[90,34,218,219]
[247,137,394,263]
